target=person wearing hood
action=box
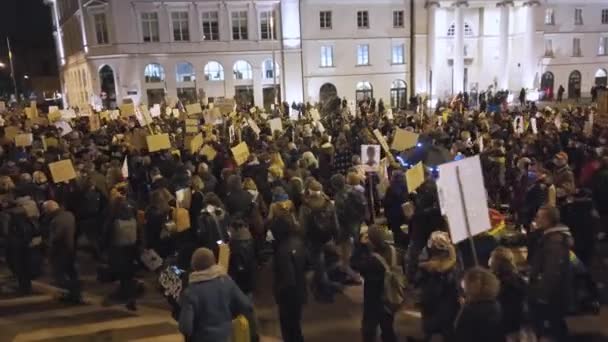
[383,171,409,247]
[178,247,253,342]
[242,153,270,203]
[195,193,230,260]
[225,174,254,219]
[454,267,505,342]
[413,231,460,342]
[317,135,335,189]
[197,162,217,194]
[552,152,575,200]
[144,190,172,257]
[42,200,83,304]
[528,206,573,342]
[242,177,267,241]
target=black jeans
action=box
[362,309,397,342]
[51,253,81,299]
[278,297,304,342]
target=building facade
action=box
[46,0,608,109]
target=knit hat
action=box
[242,177,257,191]
[555,151,568,161]
[191,247,216,271]
[330,174,345,191]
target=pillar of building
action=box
[426,1,439,99]
[497,1,512,90]
[452,1,467,94]
[523,1,539,89]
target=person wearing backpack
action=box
[352,225,399,342]
[528,206,573,342]
[103,197,139,311]
[76,177,107,259]
[6,199,41,295]
[298,180,340,302]
[229,219,256,295]
[195,193,229,260]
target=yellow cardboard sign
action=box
[48,110,61,122]
[186,103,203,115]
[43,137,59,150]
[231,142,250,166]
[218,243,230,271]
[200,144,217,160]
[406,162,425,193]
[48,159,77,183]
[146,133,171,152]
[185,119,198,126]
[391,128,419,151]
[4,126,20,141]
[189,133,203,152]
[15,133,33,147]
[120,103,135,117]
[373,129,391,155]
[185,126,199,134]
[100,111,110,121]
[25,107,36,119]
[89,114,101,131]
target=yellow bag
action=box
[172,207,191,232]
[232,315,250,342]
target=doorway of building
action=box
[540,71,555,100]
[355,81,373,102]
[568,70,581,99]
[99,65,117,109]
[146,89,165,106]
[235,86,254,107]
[390,80,407,110]
[319,83,338,105]
[595,68,607,87]
[263,87,281,112]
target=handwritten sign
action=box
[247,119,261,135]
[200,144,217,161]
[189,133,203,152]
[186,103,203,115]
[120,103,135,117]
[48,159,77,183]
[146,133,171,152]
[231,142,250,166]
[391,128,419,151]
[373,129,391,155]
[406,162,425,193]
[15,133,33,147]
[269,117,283,133]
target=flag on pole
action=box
[121,157,129,178]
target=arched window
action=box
[447,22,474,37]
[390,80,407,109]
[176,62,195,82]
[233,60,253,80]
[568,70,582,99]
[204,61,224,81]
[356,81,373,102]
[144,63,165,83]
[262,59,280,79]
[595,68,607,86]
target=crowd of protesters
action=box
[0,88,606,342]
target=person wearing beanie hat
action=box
[179,247,254,342]
[552,151,575,199]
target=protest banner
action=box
[437,155,491,265]
[146,133,171,152]
[391,128,419,151]
[15,133,33,147]
[48,159,77,183]
[186,103,203,115]
[406,162,425,193]
[231,142,250,166]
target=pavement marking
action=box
[13,316,172,342]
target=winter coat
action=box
[47,209,77,258]
[495,272,527,335]
[225,189,253,219]
[352,243,393,314]
[298,194,339,245]
[418,245,460,336]
[553,165,575,199]
[454,301,505,342]
[528,225,574,313]
[591,167,608,216]
[229,228,257,294]
[383,184,408,231]
[178,266,253,342]
[273,234,308,305]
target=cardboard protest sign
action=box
[4,126,20,141]
[15,133,33,147]
[436,155,491,244]
[215,98,235,115]
[61,109,77,119]
[247,119,261,135]
[189,133,203,152]
[146,133,171,152]
[48,110,61,122]
[391,128,419,151]
[372,129,391,157]
[203,108,221,125]
[185,119,198,126]
[310,109,321,122]
[54,121,73,136]
[172,109,180,118]
[0,101,5,112]
[186,103,203,115]
[231,142,250,166]
[200,144,217,160]
[176,188,192,209]
[43,137,59,150]
[406,162,425,193]
[165,107,173,116]
[99,111,110,121]
[119,103,135,117]
[185,126,199,134]
[48,106,59,114]
[361,145,381,172]
[139,105,153,125]
[25,107,36,119]
[89,113,101,131]
[218,243,230,271]
[269,118,283,133]
[150,104,161,117]
[48,159,77,183]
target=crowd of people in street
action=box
[0,87,606,342]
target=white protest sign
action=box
[150,104,161,117]
[531,117,538,134]
[436,155,491,244]
[247,119,261,135]
[54,120,73,136]
[61,109,77,119]
[316,121,325,134]
[269,118,283,133]
[310,109,321,122]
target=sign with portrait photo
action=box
[361,144,381,173]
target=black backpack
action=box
[196,208,228,247]
[337,189,367,224]
[308,202,338,244]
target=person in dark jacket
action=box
[454,267,505,342]
[76,177,107,258]
[178,248,253,342]
[144,190,172,257]
[591,156,608,240]
[489,247,527,340]
[528,206,573,342]
[229,219,257,295]
[352,225,398,342]
[383,171,409,247]
[5,202,40,294]
[225,175,254,218]
[272,210,307,342]
[43,200,82,303]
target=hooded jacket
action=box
[178,265,253,342]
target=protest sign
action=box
[186,103,203,115]
[310,109,321,122]
[172,109,180,118]
[146,133,171,152]
[189,133,203,152]
[200,144,217,161]
[391,128,419,151]
[436,155,491,247]
[48,159,77,183]
[373,129,391,156]
[99,111,110,121]
[231,142,250,166]
[15,133,33,147]
[0,101,5,112]
[361,145,380,172]
[269,118,283,133]
[54,121,73,136]
[25,107,36,119]
[150,104,161,117]
[89,113,101,132]
[247,119,261,136]
[215,98,235,115]
[120,103,135,117]
[139,105,153,125]
[4,126,20,140]
[48,106,59,114]
[61,109,77,119]
[406,162,425,193]
[43,137,59,150]
[176,188,192,209]
[218,243,230,271]
[48,110,61,122]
